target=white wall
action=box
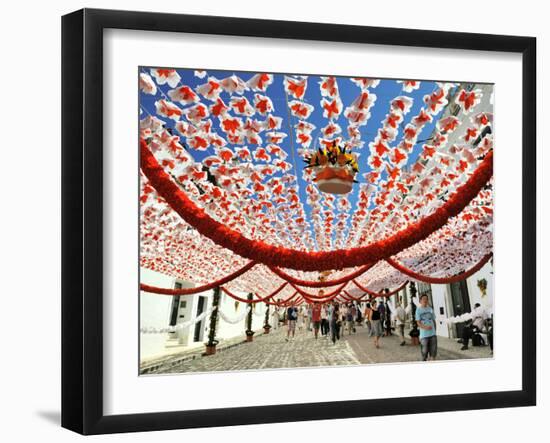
[139,268,174,359]
[427,262,494,338]
[2,1,546,442]
[140,268,268,359]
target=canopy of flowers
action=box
[139,67,493,303]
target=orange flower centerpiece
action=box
[305,141,359,194]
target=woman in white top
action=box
[297,306,305,331]
[271,306,280,330]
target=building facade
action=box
[140,267,268,360]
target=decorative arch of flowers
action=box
[138,68,494,305]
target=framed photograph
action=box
[62,8,536,435]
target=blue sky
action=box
[139,67,450,245]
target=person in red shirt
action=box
[311,301,322,339]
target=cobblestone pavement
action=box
[154,324,492,375]
[160,327,359,374]
[344,326,491,364]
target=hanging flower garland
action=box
[348,280,409,299]
[220,282,288,303]
[141,138,493,272]
[268,263,373,288]
[140,260,256,295]
[385,253,492,284]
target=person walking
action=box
[350,303,357,333]
[340,304,348,337]
[369,300,383,348]
[297,305,305,331]
[384,298,392,336]
[415,294,438,361]
[311,302,322,339]
[320,304,329,337]
[271,306,280,331]
[285,303,298,342]
[377,298,386,336]
[346,303,355,335]
[305,304,312,332]
[364,302,372,336]
[355,302,363,326]
[395,298,406,346]
[330,302,341,344]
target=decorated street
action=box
[144,325,491,375]
[138,68,495,375]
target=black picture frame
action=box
[62,8,537,435]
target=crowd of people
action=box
[268,293,492,362]
[271,296,406,348]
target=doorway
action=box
[193,296,207,342]
[449,280,471,338]
[169,282,182,327]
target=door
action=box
[193,296,207,342]
[449,280,471,338]
[169,283,182,327]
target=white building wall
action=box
[140,268,267,360]
[139,268,176,359]
[427,262,494,339]
[429,284,451,338]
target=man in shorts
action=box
[311,302,322,339]
[415,293,437,361]
[286,303,298,342]
[395,297,407,346]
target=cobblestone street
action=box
[151,324,492,375]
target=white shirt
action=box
[471,305,488,329]
[395,305,406,325]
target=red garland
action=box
[351,280,409,298]
[270,291,300,307]
[141,139,493,271]
[220,282,288,303]
[385,253,492,284]
[291,282,348,299]
[140,261,256,295]
[269,263,374,287]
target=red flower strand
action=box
[220,282,288,303]
[385,253,492,284]
[141,139,493,271]
[348,280,409,299]
[139,261,256,295]
[268,263,374,287]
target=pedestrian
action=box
[271,306,280,330]
[305,304,312,332]
[340,304,348,337]
[460,303,488,350]
[377,298,386,335]
[327,302,334,339]
[415,293,438,361]
[297,305,305,331]
[369,300,383,348]
[356,302,363,325]
[286,303,298,342]
[346,303,355,334]
[364,302,372,335]
[320,304,329,337]
[311,302,322,339]
[384,296,392,336]
[330,302,341,344]
[395,298,406,346]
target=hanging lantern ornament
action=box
[305,141,359,195]
[318,270,332,282]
